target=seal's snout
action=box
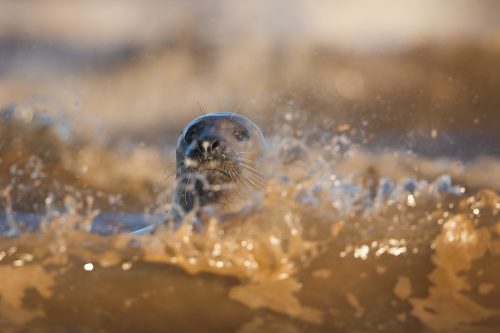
[186,137,226,161]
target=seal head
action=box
[172,112,266,215]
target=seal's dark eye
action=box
[233,127,249,141]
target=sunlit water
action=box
[1,106,499,333]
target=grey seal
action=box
[172,112,267,217]
[134,112,267,234]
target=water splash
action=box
[0,115,500,332]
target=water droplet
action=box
[83,263,94,271]
[12,260,24,267]
[269,235,281,245]
[406,194,416,207]
[337,124,351,132]
[19,253,34,262]
[354,245,370,260]
[121,262,133,271]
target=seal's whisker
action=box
[174,168,188,180]
[238,161,260,174]
[238,162,259,173]
[236,157,255,163]
[161,176,174,184]
[236,183,248,197]
[164,161,177,170]
[163,167,186,183]
[232,168,252,193]
[221,161,264,190]
[230,170,248,197]
[161,162,179,181]
[237,164,265,182]
[237,162,261,173]
[186,174,193,203]
[238,163,263,176]
[243,169,265,185]
[245,175,264,190]
[197,102,206,116]
[183,176,193,205]
[240,171,265,187]
[177,174,193,206]
[237,168,264,190]
[230,103,243,121]
[233,151,257,161]
[241,174,264,191]
[164,169,178,181]
[236,174,254,193]
[238,165,258,172]
[178,179,187,206]
[233,103,243,115]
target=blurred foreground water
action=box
[0,101,499,333]
[1,1,500,332]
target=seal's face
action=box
[174,113,266,213]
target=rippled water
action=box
[1,106,499,333]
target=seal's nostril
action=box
[211,140,221,152]
[202,141,210,152]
